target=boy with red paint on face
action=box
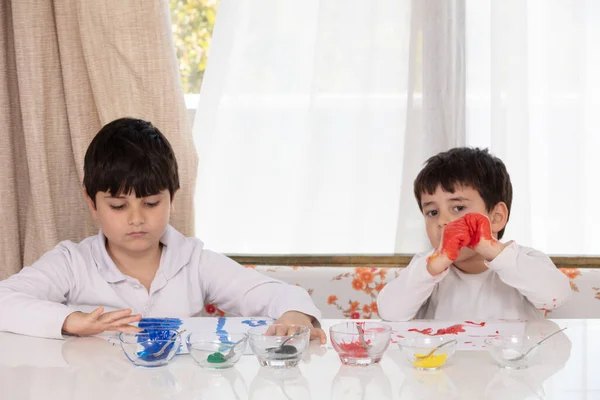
[377,148,571,321]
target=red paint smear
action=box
[464,341,472,344]
[366,327,388,333]
[334,340,371,357]
[430,213,496,262]
[426,252,440,264]
[552,298,557,302]
[464,321,486,327]
[408,324,466,336]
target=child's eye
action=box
[109,204,125,210]
[453,205,466,212]
[146,201,160,208]
[425,210,438,217]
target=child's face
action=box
[86,189,174,256]
[420,185,492,262]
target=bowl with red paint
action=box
[330,322,392,366]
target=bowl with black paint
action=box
[247,324,310,368]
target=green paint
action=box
[207,352,226,363]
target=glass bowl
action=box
[485,335,544,369]
[186,332,248,369]
[330,322,391,366]
[398,336,457,370]
[247,324,310,368]
[119,329,181,367]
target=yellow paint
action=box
[413,353,448,369]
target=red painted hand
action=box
[462,213,494,247]
[427,213,496,275]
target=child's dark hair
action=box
[84,118,179,206]
[413,147,512,239]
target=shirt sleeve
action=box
[485,242,571,311]
[199,250,322,321]
[0,246,78,339]
[377,251,448,321]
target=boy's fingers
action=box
[311,328,327,344]
[109,314,142,328]
[275,325,289,337]
[89,306,104,320]
[287,326,299,336]
[112,325,143,333]
[264,325,277,336]
[101,308,134,323]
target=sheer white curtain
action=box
[466,0,600,254]
[193,0,600,255]
[193,0,425,254]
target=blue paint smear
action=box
[242,319,268,327]
[138,317,183,330]
[216,317,234,345]
[136,317,183,361]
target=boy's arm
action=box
[377,251,448,321]
[485,242,571,310]
[199,250,322,322]
[0,248,77,339]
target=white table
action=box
[0,319,598,399]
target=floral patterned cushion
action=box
[201,266,600,319]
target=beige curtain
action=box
[0,0,198,279]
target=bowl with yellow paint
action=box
[398,336,457,370]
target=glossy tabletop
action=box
[0,318,597,400]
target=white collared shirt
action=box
[377,242,572,321]
[0,226,321,339]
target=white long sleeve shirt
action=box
[377,242,571,321]
[0,225,321,339]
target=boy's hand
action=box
[461,213,506,261]
[62,307,142,336]
[270,311,327,344]
[427,213,504,275]
[427,217,472,275]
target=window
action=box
[170,0,219,98]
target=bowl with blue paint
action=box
[186,332,248,369]
[119,329,183,367]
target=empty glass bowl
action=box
[485,335,544,369]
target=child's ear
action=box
[489,202,509,235]
[170,190,178,216]
[84,189,99,221]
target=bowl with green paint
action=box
[186,332,248,369]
